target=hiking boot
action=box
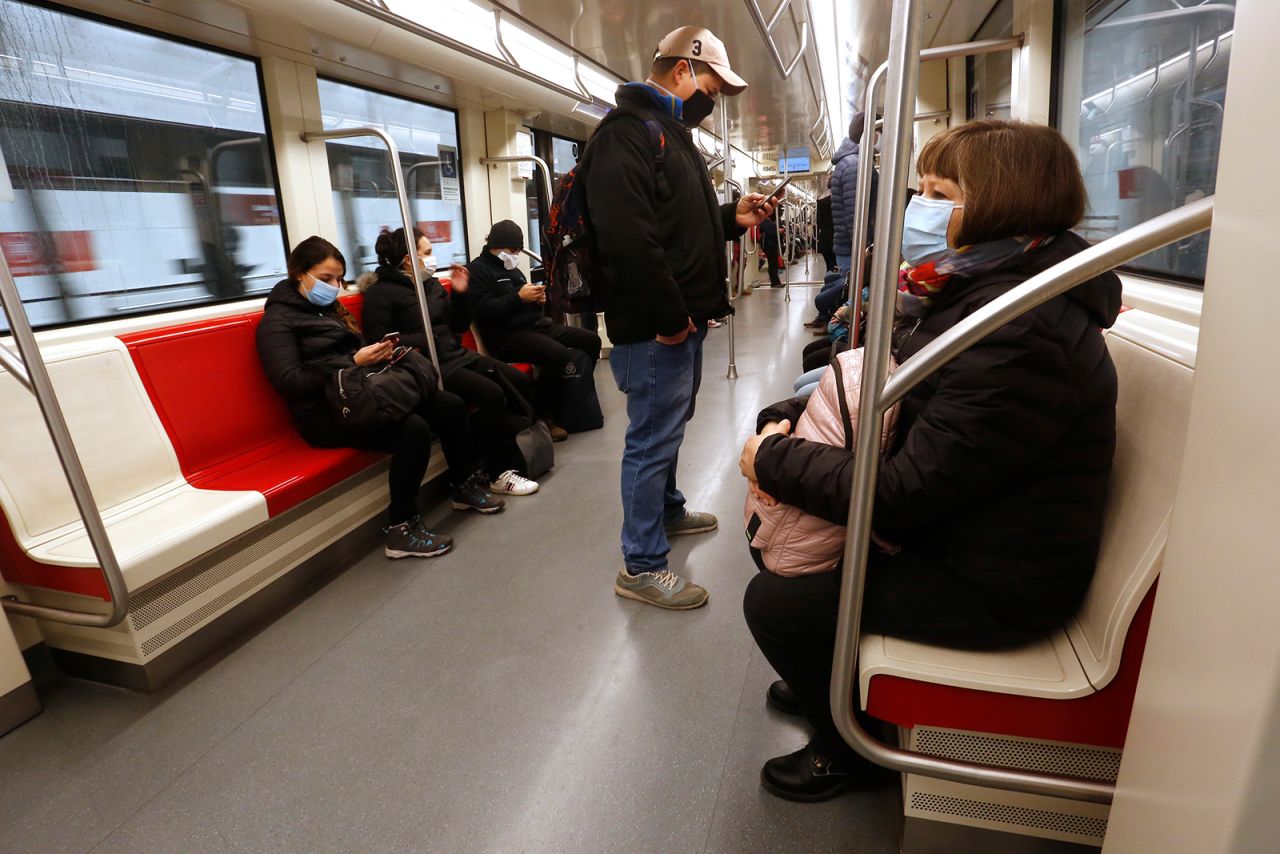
[614,569,708,610]
[760,744,887,803]
[490,469,539,496]
[664,510,718,537]
[451,470,505,513]
[803,316,828,328]
[767,680,803,716]
[384,521,453,559]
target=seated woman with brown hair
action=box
[256,236,504,561]
[738,120,1123,802]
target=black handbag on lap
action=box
[326,349,438,429]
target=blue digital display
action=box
[780,147,810,173]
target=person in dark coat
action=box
[467,219,601,441]
[737,120,1122,802]
[363,227,539,497]
[828,112,878,274]
[256,237,504,561]
[816,192,836,273]
[580,25,779,610]
[759,211,784,288]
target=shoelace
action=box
[651,570,680,590]
[497,470,532,489]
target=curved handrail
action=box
[302,126,443,384]
[744,0,811,80]
[828,1,1217,806]
[479,155,554,214]
[492,9,520,68]
[0,248,130,627]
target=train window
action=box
[967,0,1014,121]
[0,0,288,330]
[1057,0,1234,285]
[317,79,467,274]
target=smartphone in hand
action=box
[754,175,794,211]
[380,332,401,346]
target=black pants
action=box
[303,391,473,525]
[494,324,601,417]
[820,247,837,273]
[802,338,834,373]
[742,548,1041,759]
[443,355,534,479]
[762,240,783,287]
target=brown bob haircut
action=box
[917,120,1086,247]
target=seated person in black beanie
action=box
[467,220,601,442]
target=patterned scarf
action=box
[897,235,1053,317]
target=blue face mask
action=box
[901,194,962,266]
[304,274,341,306]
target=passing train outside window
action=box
[0,0,288,330]
[317,78,467,275]
[1056,0,1233,285]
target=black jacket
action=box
[754,232,1123,631]
[817,195,834,257]
[467,251,547,348]
[362,267,479,376]
[256,279,360,431]
[583,84,742,343]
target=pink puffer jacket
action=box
[744,348,899,576]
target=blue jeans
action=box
[794,366,825,399]
[815,275,846,320]
[836,254,852,274]
[610,324,708,572]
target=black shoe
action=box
[766,680,803,716]
[803,316,827,328]
[760,744,886,803]
[384,520,453,559]
[451,470,505,514]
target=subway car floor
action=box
[0,260,902,854]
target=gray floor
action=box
[0,262,902,853]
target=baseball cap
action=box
[654,26,748,96]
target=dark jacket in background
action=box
[816,194,834,259]
[829,137,877,256]
[256,279,360,431]
[467,251,546,349]
[363,267,479,376]
[582,84,742,344]
[753,232,1123,631]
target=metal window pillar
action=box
[302,126,444,385]
[828,0,1217,805]
[0,161,130,626]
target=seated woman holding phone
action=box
[256,236,506,561]
[467,220,601,442]
[362,227,539,497]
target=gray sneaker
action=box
[614,569,709,610]
[384,521,453,559]
[664,510,719,537]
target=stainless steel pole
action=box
[0,245,129,627]
[302,126,444,386]
[720,95,738,380]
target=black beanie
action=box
[848,111,866,143]
[485,219,524,250]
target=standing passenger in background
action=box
[580,26,778,610]
[816,191,836,274]
[467,220,601,443]
[829,111,878,276]
[362,227,539,497]
[759,211,784,288]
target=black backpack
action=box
[544,108,668,317]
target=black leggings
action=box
[443,355,534,479]
[303,391,474,525]
[494,324,601,416]
[742,548,1041,759]
[803,338,834,373]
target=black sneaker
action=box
[384,521,453,559]
[760,744,890,803]
[451,470,505,514]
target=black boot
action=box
[766,680,803,716]
[760,743,888,803]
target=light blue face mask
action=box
[901,194,962,266]
[304,274,341,306]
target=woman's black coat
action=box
[362,266,480,376]
[754,232,1123,630]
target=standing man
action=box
[829,112,878,276]
[583,26,778,609]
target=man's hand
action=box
[736,192,779,229]
[739,419,792,484]
[518,283,544,304]
[448,264,469,293]
[656,317,697,346]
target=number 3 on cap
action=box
[691,39,702,57]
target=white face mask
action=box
[418,254,438,277]
[498,250,520,271]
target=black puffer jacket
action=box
[255,278,361,430]
[583,84,741,344]
[362,266,479,376]
[467,251,546,349]
[754,232,1123,630]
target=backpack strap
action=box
[642,118,671,199]
[831,354,855,451]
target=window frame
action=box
[314,73,469,270]
[0,0,294,331]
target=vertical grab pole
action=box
[721,95,739,380]
[830,0,923,754]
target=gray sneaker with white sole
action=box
[614,569,708,610]
[664,510,718,537]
